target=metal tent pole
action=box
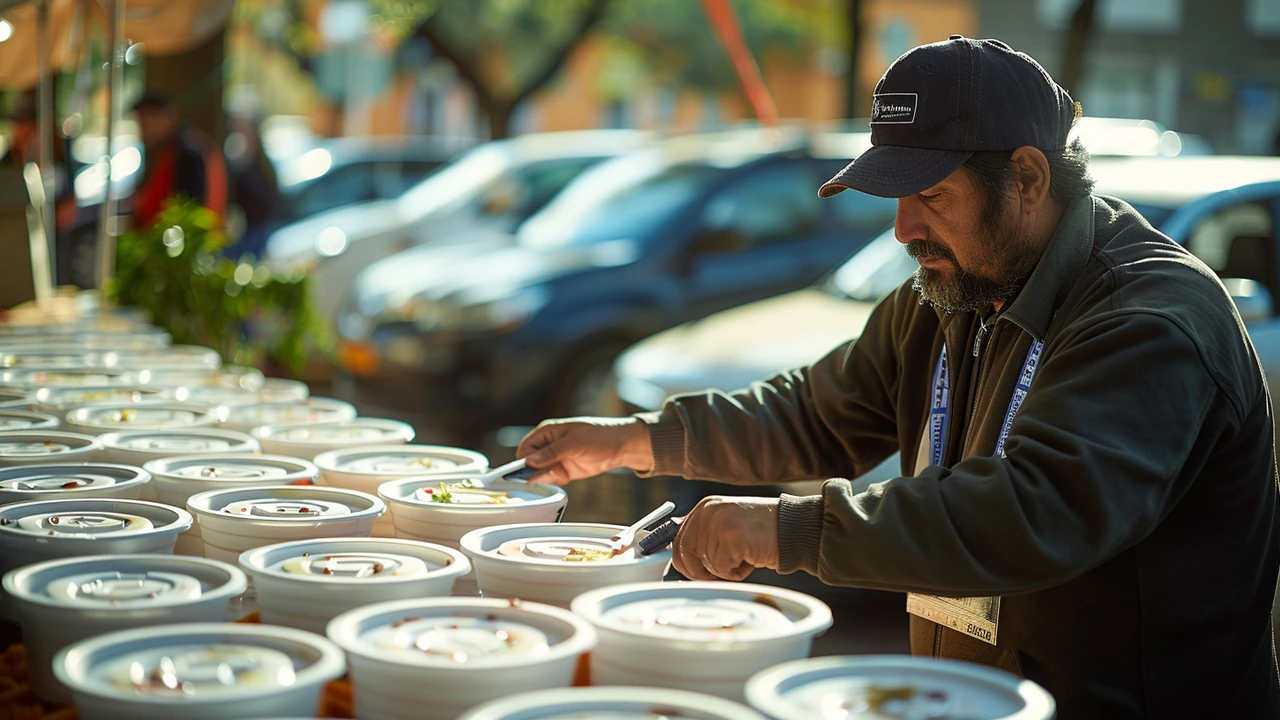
[95,0,123,300]
[36,0,55,293]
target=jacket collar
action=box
[1002,195,1096,340]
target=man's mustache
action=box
[906,239,957,264]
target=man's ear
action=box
[1010,146,1051,213]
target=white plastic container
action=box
[0,387,35,409]
[65,401,218,436]
[188,485,384,563]
[571,581,833,701]
[0,498,193,577]
[102,345,222,371]
[54,622,346,720]
[327,597,597,720]
[459,687,768,720]
[314,444,487,537]
[100,429,260,468]
[217,398,357,434]
[0,430,105,467]
[0,368,142,388]
[239,537,470,634]
[0,348,100,370]
[379,475,568,549]
[461,523,672,608]
[147,366,266,391]
[0,409,60,431]
[745,656,1057,720]
[253,419,415,461]
[3,554,247,703]
[0,463,148,504]
[35,385,172,415]
[144,454,318,556]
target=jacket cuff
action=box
[633,409,685,477]
[777,492,824,576]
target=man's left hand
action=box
[672,496,780,581]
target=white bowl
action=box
[144,366,266,391]
[188,485,385,563]
[459,687,768,720]
[100,429,261,468]
[0,368,143,388]
[54,622,346,720]
[144,454,318,556]
[314,444,488,537]
[461,523,672,608]
[253,419,415,461]
[217,398,357,434]
[0,409,60,431]
[0,430,105,467]
[0,329,170,351]
[745,656,1057,720]
[0,387,36,409]
[327,597,597,720]
[65,401,218,436]
[240,537,471,634]
[0,348,100,370]
[3,554,247,703]
[36,385,173,414]
[379,475,568,548]
[0,462,147,504]
[0,498,193,577]
[102,345,222,371]
[571,581,833,701]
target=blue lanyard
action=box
[929,337,1045,466]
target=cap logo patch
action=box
[871,93,918,124]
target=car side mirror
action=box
[1223,278,1273,324]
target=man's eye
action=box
[920,193,942,203]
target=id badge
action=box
[906,593,1000,645]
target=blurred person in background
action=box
[223,108,282,258]
[4,89,80,248]
[131,92,227,229]
[518,36,1280,718]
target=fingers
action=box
[526,463,571,486]
[672,512,718,581]
[516,422,565,461]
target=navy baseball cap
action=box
[819,35,1078,199]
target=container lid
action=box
[745,656,1057,720]
[254,419,414,447]
[65,402,217,432]
[462,523,671,567]
[145,366,266,392]
[0,388,34,409]
[327,597,596,669]
[36,385,173,412]
[0,410,60,431]
[0,330,170,350]
[0,430,103,463]
[145,454,317,484]
[187,485,384,523]
[3,554,246,610]
[0,349,100,370]
[240,537,470,586]
[1,368,142,388]
[571,582,833,645]
[0,498,192,541]
[314,445,487,477]
[54,623,346,705]
[0,463,146,504]
[221,399,357,429]
[459,687,768,720]
[101,429,260,456]
[379,477,565,512]
[102,345,222,371]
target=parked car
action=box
[333,127,898,445]
[265,129,650,334]
[611,155,1280,490]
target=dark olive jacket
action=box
[641,195,1280,718]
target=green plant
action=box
[109,198,330,374]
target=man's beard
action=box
[908,192,1040,314]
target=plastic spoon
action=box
[468,458,531,485]
[610,501,677,555]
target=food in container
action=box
[0,409,60,431]
[0,462,146,503]
[3,554,247,703]
[101,345,222,371]
[459,687,768,720]
[0,498,193,577]
[571,581,833,702]
[0,387,35,409]
[379,475,567,548]
[313,444,487,537]
[0,430,105,467]
[326,597,596,720]
[460,523,672,608]
[240,537,470,634]
[187,485,384,563]
[144,454,318,556]
[36,385,173,414]
[54,622,346,720]
[0,368,143,389]
[253,418,414,461]
[217,398,357,434]
[745,656,1057,720]
[64,401,218,436]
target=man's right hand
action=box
[516,417,654,485]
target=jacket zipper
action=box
[965,313,999,449]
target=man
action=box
[517,37,1280,717]
[131,92,226,228]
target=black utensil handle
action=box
[638,519,681,556]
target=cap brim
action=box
[818,145,974,199]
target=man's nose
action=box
[894,197,926,245]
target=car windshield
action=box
[826,227,918,302]
[395,143,510,220]
[518,154,722,250]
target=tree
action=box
[843,0,864,119]
[1059,0,1099,97]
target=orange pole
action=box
[700,0,779,128]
